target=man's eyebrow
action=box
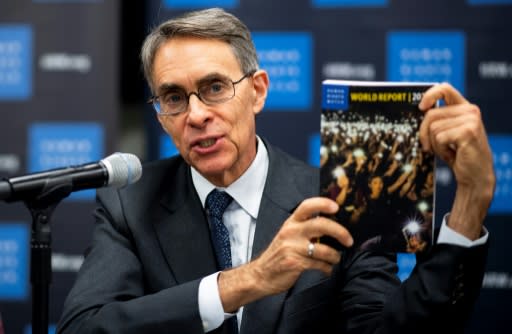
[156,72,231,94]
[156,83,183,95]
[196,72,230,84]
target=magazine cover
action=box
[320,80,436,254]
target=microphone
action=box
[0,152,142,202]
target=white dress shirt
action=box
[193,136,268,332]
[191,137,488,332]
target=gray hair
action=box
[141,8,259,92]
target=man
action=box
[57,8,495,334]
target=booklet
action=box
[320,80,436,253]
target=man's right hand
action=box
[217,197,353,313]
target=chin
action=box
[194,159,232,177]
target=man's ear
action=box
[251,70,269,115]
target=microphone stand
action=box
[24,176,73,334]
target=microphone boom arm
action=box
[1,162,107,202]
[25,174,76,334]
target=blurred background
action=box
[0,0,510,333]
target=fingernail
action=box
[347,236,354,247]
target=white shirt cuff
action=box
[198,272,225,332]
[437,213,489,247]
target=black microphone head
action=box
[101,153,142,188]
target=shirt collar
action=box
[191,136,269,219]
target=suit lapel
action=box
[240,197,289,334]
[147,144,318,333]
[241,143,312,334]
[152,162,218,283]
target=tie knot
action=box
[206,189,233,219]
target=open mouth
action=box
[197,138,216,148]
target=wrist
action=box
[449,184,494,240]
[218,263,265,313]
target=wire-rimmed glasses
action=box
[148,71,256,116]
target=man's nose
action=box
[187,93,211,126]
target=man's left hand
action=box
[419,83,495,240]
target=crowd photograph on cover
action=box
[321,100,435,253]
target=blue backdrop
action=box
[150,1,512,333]
[0,0,510,333]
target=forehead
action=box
[152,36,241,87]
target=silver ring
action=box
[307,242,315,258]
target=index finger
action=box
[419,82,469,111]
[303,216,354,248]
[292,197,339,222]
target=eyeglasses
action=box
[148,71,255,116]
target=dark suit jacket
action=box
[57,142,488,334]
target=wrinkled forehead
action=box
[151,37,243,91]
[152,36,242,87]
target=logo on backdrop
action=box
[479,61,512,80]
[0,154,20,175]
[482,272,512,289]
[0,25,32,101]
[52,253,83,273]
[27,123,104,200]
[39,53,92,74]
[322,62,376,81]
[488,135,512,214]
[253,32,312,110]
[467,0,512,4]
[163,0,238,8]
[0,223,29,300]
[160,134,179,159]
[312,0,388,7]
[387,31,465,93]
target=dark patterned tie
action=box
[205,189,238,334]
[206,189,234,269]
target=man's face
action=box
[152,37,268,186]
